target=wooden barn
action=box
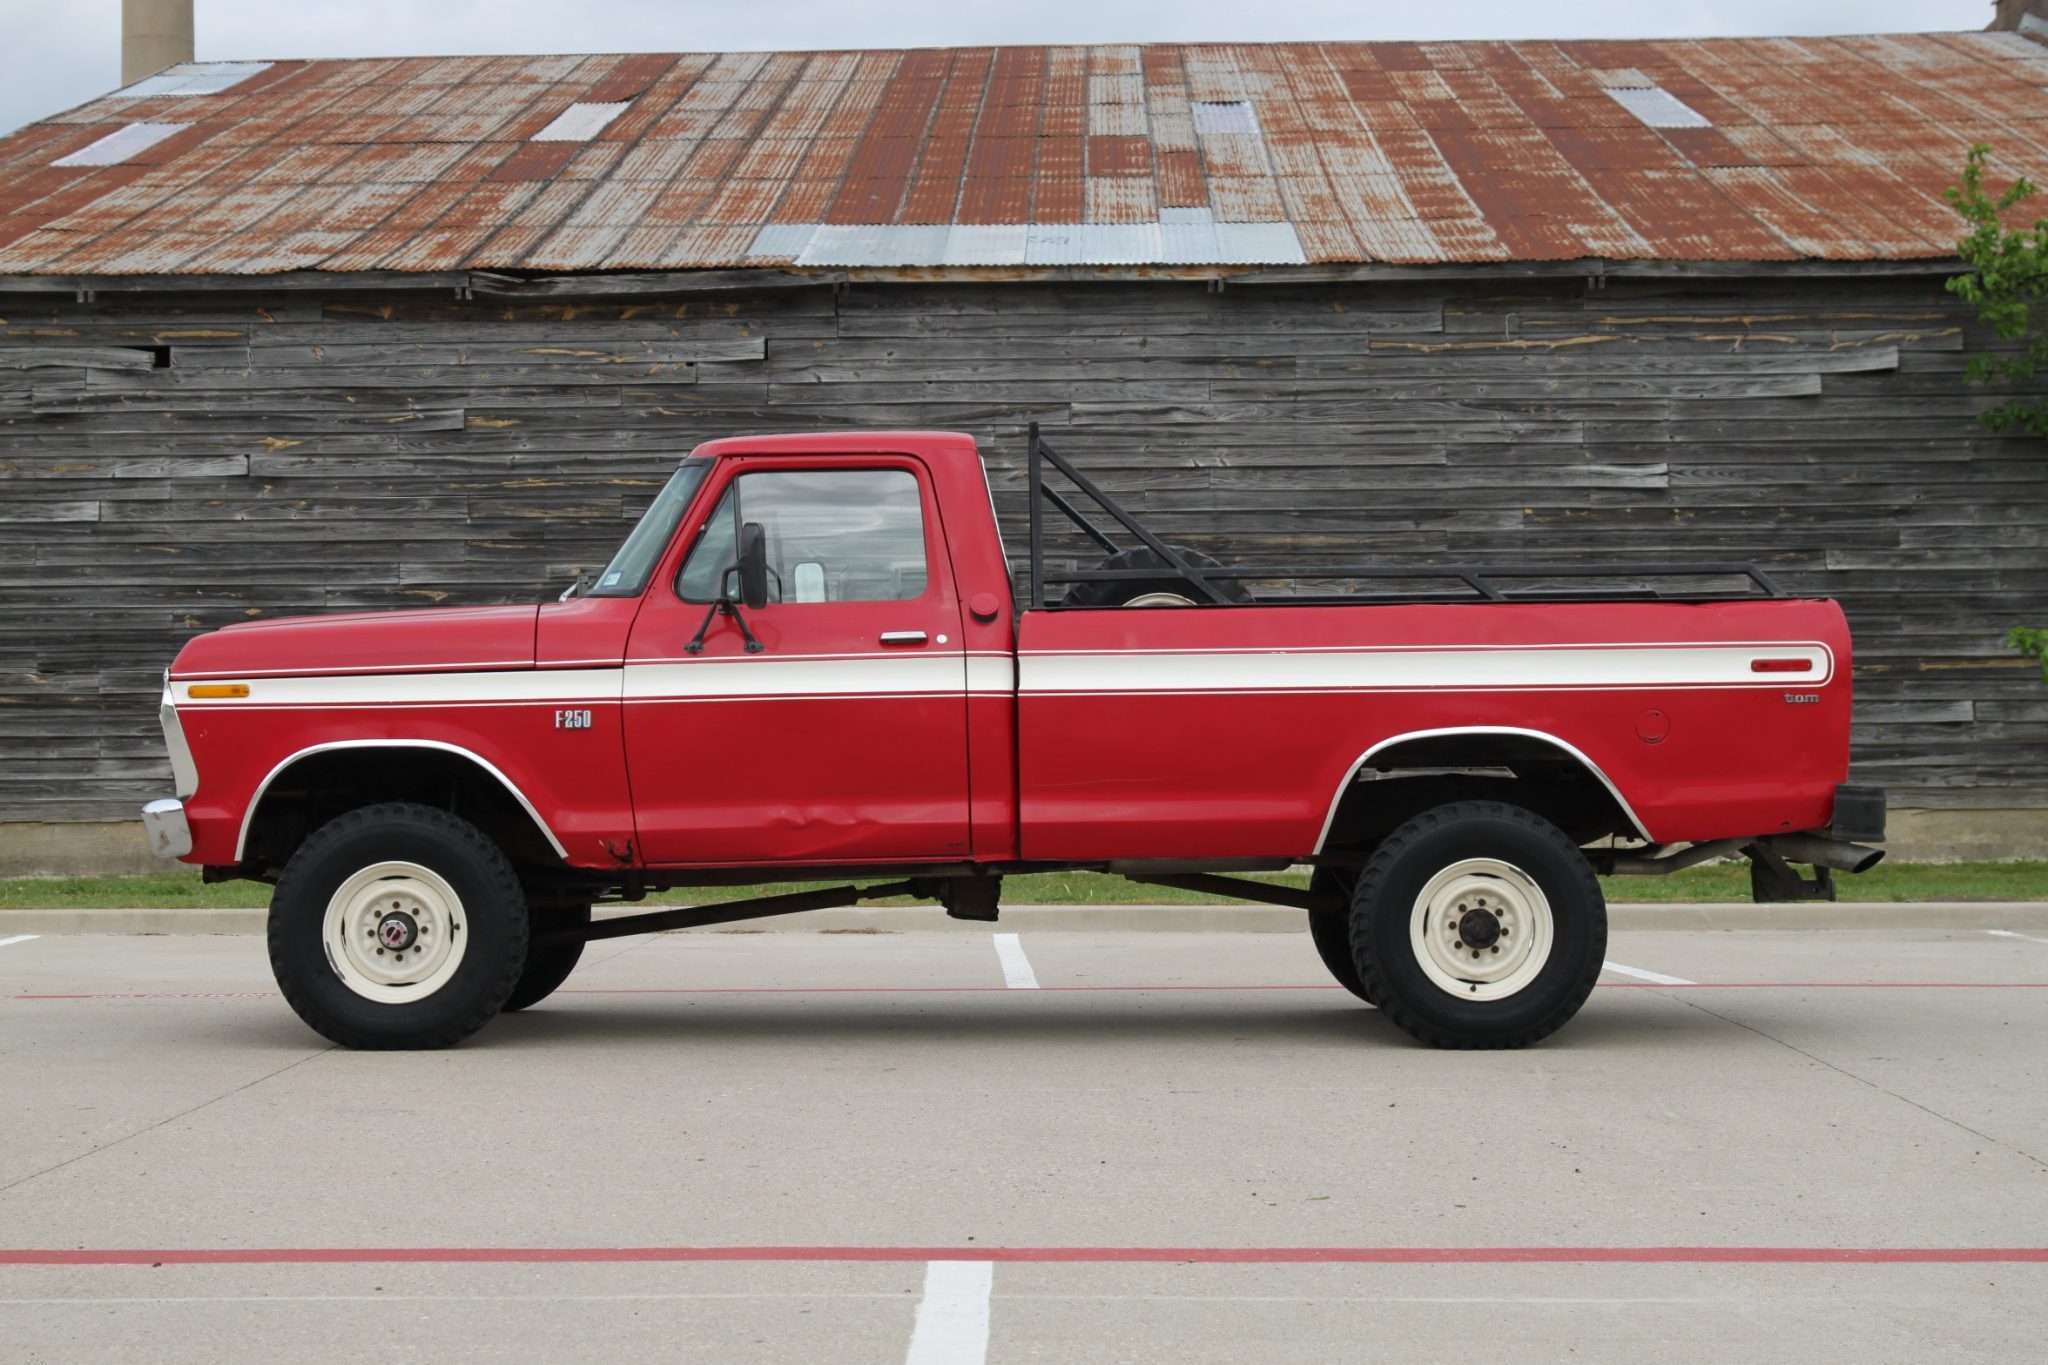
[2,33,2047,871]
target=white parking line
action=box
[992,933,1039,990]
[1987,929,2048,946]
[1602,959,1694,986]
[0,935,39,949]
[905,1259,992,1365]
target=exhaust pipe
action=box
[1757,832,1885,875]
[1600,838,1748,876]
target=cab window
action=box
[677,468,929,604]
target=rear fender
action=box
[1316,726,1649,854]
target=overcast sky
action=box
[0,0,1999,138]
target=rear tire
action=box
[503,904,590,1011]
[1351,801,1604,1049]
[268,802,528,1050]
[1307,867,1374,1005]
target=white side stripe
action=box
[171,640,1831,709]
[181,669,619,708]
[965,654,1014,695]
[1022,644,1830,695]
[905,1260,992,1365]
[178,655,992,709]
[993,933,1039,989]
[0,935,38,949]
[626,656,965,701]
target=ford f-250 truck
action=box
[142,428,1885,1051]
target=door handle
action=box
[879,631,928,646]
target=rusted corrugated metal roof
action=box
[3,33,2046,275]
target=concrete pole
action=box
[122,0,195,85]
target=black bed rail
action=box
[1024,423,1788,610]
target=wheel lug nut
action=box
[1491,945,1500,954]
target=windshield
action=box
[588,460,710,597]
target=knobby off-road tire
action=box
[502,904,591,1012]
[1350,801,1605,1049]
[268,802,529,1050]
[1307,867,1374,1005]
[1060,546,1254,608]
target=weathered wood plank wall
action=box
[1,273,2043,825]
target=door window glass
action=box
[677,469,929,603]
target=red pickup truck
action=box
[143,429,1884,1052]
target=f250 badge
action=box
[554,709,594,730]
[1783,694,1821,705]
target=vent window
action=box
[530,101,630,142]
[1191,100,1259,134]
[111,61,272,98]
[1603,85,1710,129]
[53,122,186,167]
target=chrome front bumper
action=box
[140,798,192,859]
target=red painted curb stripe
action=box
[2,1246,2045,1267]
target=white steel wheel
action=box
[1123,591,1197,607]
[1408,857,1554,1002]
[322,860,470,1004]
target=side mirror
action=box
[735,521,770,610]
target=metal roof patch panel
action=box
[110,61,273,98]
[1604,85,1712,129]
[51,122,186,167]
[530,101,632,142]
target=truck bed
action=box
[1014,597,1850,862]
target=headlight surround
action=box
[160,680,199,799]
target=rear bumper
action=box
[140,798,192,859]
[1831,782,1887,844]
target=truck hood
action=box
[170,605,540,679]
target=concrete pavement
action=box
[2,923,2046,1361]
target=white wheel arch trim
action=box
[236,740,569,862]
[1312,725,1651,854]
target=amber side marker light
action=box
[186,684,250,698]
[1750,658,1809,673]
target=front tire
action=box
[1307,867,1374,1005]
[268,803,528,1050]
[1351,801,1605,1049]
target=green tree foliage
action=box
[1947,144,2048,433]
[1946,144,2048,680]
[2012,626,2048,681]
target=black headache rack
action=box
[1024,423,1789,610]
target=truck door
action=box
[622,456,972,865]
